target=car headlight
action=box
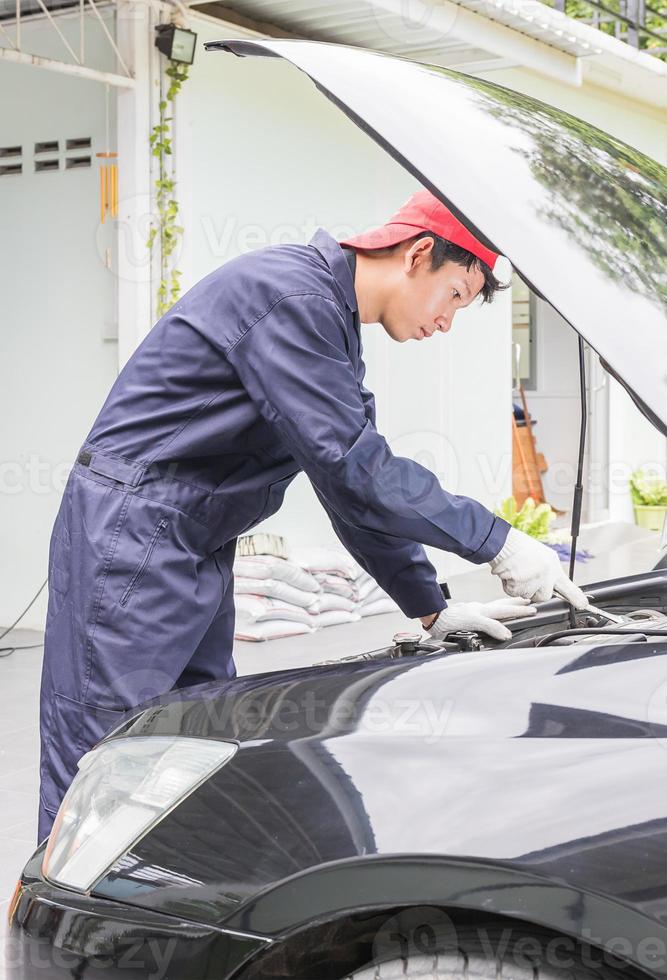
[42,736,237,892]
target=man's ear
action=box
[403,236,434,274]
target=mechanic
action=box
[39,190,587,839]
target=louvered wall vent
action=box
[0,138,94,175]
[66,155,91,169]
[66,137,91,150]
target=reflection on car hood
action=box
[96,636,667,926]
[206,38,667,433]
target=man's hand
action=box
[489,527,588,608]
[424,596,537,642]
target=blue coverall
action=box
[39,228,510,839]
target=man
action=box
[39,190,586,839]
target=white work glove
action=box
[425,596,537,642]
[489,527,588,608]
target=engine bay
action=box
[317,568,667,666]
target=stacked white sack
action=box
[233,555,321,642]
[291,546,364,583]
[291,546,362,628]
[291,548,398,626]
[233,546,398,640]
[355,571,399,617]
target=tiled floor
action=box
[0,521,662,973]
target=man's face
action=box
[379,237,486,343]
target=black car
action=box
[6,38,667,980]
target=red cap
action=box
[340,189,498,270]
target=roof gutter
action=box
[369,0,583,85]
[370,0,667,110]
[482,0,667,109]
[192,0,666,110]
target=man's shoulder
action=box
[219,241,340,314]
[165,238,347,353]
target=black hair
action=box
[360,229,508,304]
[410,230,508,304]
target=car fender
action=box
[223,854,667,978]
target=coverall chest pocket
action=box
[119,516,170,607]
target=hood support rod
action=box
[567,335,588,627]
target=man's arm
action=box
[226,293,509,552]
[311,485,445,620]
[226,291,510,564]
[334,374,444,620]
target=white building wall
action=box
[177,14,513,581]
[0,12,119,629]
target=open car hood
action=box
[205,38,667,433]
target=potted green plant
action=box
[494,496,556,540]
[494,496,594,563]
[629,469,667,532]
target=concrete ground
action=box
[0,521,662,964]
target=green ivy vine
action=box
[147,59,189,318]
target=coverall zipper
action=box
[119,517,169,607]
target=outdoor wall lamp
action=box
[155,24,198,65]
